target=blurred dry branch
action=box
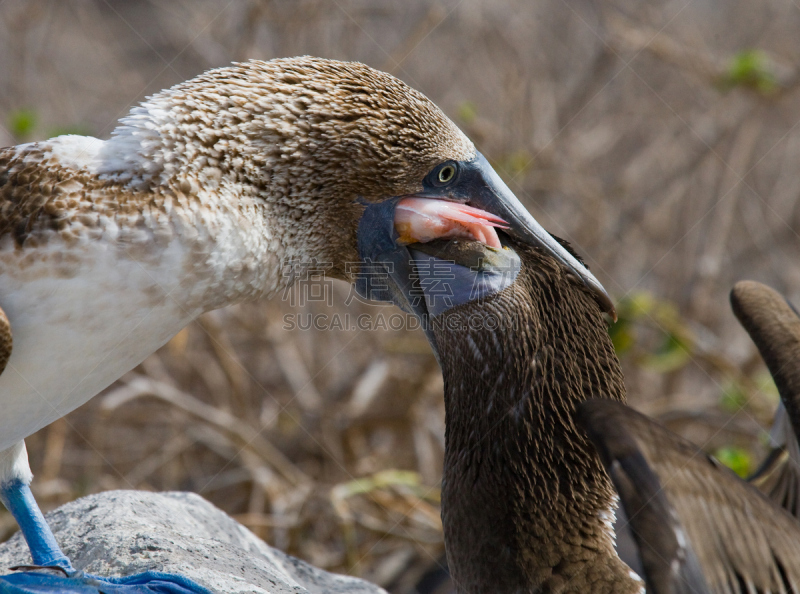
[1,0,800,591]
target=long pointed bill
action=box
[355,150,616,329]
[415,152,615,319]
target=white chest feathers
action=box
[0,237,200,450]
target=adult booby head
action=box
[106,56,612,313]
[4,57,612,314]
[167,58,612,311]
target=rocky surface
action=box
[0,490,386,594]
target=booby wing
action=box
[748,404,800,519]
[731,281,800,518]
[579,399,800,594]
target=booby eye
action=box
[438,165,456,183]
[433,162,458,186]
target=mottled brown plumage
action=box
[432,243,641,593]
[0,57,474,299]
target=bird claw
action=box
[9,564,72,576]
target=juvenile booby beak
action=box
[355,150,616,321]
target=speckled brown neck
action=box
[433,244,639,594]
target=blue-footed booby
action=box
[0,56,611,592]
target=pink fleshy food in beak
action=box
[394,198,508,249]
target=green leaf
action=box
[8,109,37,140]
[754,370,779,405]
[608,320,635,355]
[330,470,438,502]
[723,50,777,95]
[719,380,748,412]
[714,446,753,478]
[501,151,533,177]
[617,291,657,321]
[642,332,691,373]
[48,124,92,138]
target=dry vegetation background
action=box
[1,0,800,591]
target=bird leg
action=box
[0,478,74,572]
[0,311,72,574]
[0,471,215,593]
[0,334,212,593]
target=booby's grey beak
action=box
[412,152,615,319]
[355,150,616,322]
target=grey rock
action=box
[0,490,386,594]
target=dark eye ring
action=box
[437,164,456,184]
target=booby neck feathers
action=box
[433,244,640,593]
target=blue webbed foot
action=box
[0,569,213,593]
[0,482,212,594]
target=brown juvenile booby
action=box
[0,57,613,591]
[376,230,800,593]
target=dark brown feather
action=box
[749,443,800,518]
[579,398,800,594]
[731,281,800,443]
[434,243,640,593]
[432,254,800,594]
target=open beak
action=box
[355,151,616,321]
